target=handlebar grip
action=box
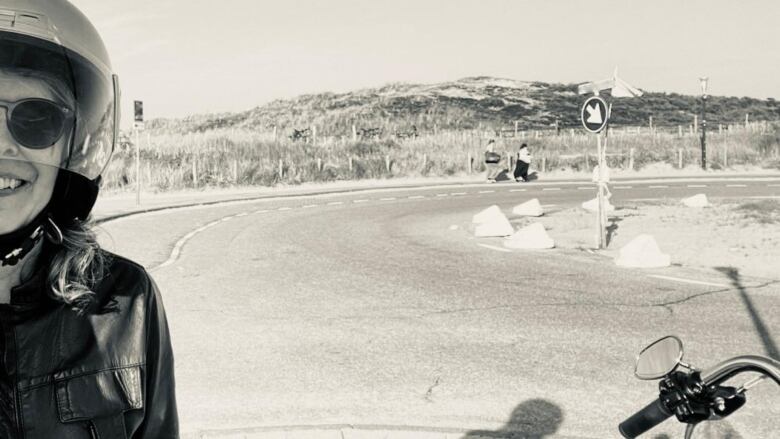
[619,399,673,438]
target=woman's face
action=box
[0,71,69,235]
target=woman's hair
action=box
[46,217,109,312]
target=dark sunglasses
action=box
[0,98,73,149]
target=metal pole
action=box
[596,132,606,249]
[135,129,141,205]
[701,94,707,170]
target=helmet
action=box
[0,0,118,265]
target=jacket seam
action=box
[20,362,146,391]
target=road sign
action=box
[133,100,144,130]
[581,96,608,133]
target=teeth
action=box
[0,178,23,190]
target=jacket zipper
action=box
[88,421,98,439]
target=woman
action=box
[0,1,178,438]
[514,143,532,182]
[484,139,501,183]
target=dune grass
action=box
[102,123,780,191]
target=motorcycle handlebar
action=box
[619,398,672,439]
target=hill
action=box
[145,76,780,136]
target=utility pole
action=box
[699,77,708,170]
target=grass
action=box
[102,123,780,191]
[737,200,780,224]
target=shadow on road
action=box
[462,398,563,438]
[606,216,623,247]
[715,266,779,360]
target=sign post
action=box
[133,101,144,205]
[578,69,643,249]
[581,96,609,248]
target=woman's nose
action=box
[0,108,21,157]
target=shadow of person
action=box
[462,399,563,438]
[496,169,512,182]
[526,171,539,181]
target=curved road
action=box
[98,179,780,438]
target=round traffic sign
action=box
[581,96,609,133]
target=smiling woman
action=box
[0,1,177,438]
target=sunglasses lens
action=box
[9,100,67,149]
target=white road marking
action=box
[687,184,707,188]
[577,186,592,190]
[727,184,747,187]
[408,195,425,199]
[353,199,369,203]
[542,187,561,191]
[648,185,669,189]
[380,197,396,201]
[477,243,512,253]
[221,216,234,222]
[748,196,780,200]
[509,189,527,192]
[647,275,730,288]
[450,192,467,196]
[255,209,269,214]
[768,184,780,187]
[478,190,495,194]
[277,207,292,211]
[154,216,236,270]
[235,213,249,217]
[302,204,318,208]
[327,201,344,206]
[436,193,449,197]
[614,186,632,189]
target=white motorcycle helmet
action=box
[0,0,119,265]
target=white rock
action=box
[615,234,671,268]
[504,223,555,249]
[472,205,503,224]
[474,214,514,237]
[682,193,709,207]
[512,198,544,217]
[582,197,615,213]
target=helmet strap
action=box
[0,210,48,267]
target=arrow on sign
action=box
[586,103,603,124]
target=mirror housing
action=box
[635,336,684,380]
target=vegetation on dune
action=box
[106,77,780,191]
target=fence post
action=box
[542,157,547,173]
[278,159,284,178]
[312,125,317,145]
[719,124,723,134]
[678,149,683,169]
[466,153,471,174]
[723,145,728,168]
[348,156,353,172]
[352,125,357,141]
[694,115,698,134]
[678,126,682,137]
[629,148,635,171]
[385,155,391,173]
[317,158,323,173]
[584,151,589,171]
[745,113,750,128]
[232,159,239,183]
[192,158,198,187]
[273,125,277,141]
[514,121,518,137]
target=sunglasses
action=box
[0,98,73,149]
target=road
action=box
[97,178,780,438]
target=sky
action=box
[70,0,780,124]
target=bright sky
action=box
[71,0,780,123]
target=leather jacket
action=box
[0,249,179,438]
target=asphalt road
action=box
[98,178,780,438]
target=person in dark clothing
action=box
[514,143,532,182]
[0,1,178,437]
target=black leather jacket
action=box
[0,249,179,438]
